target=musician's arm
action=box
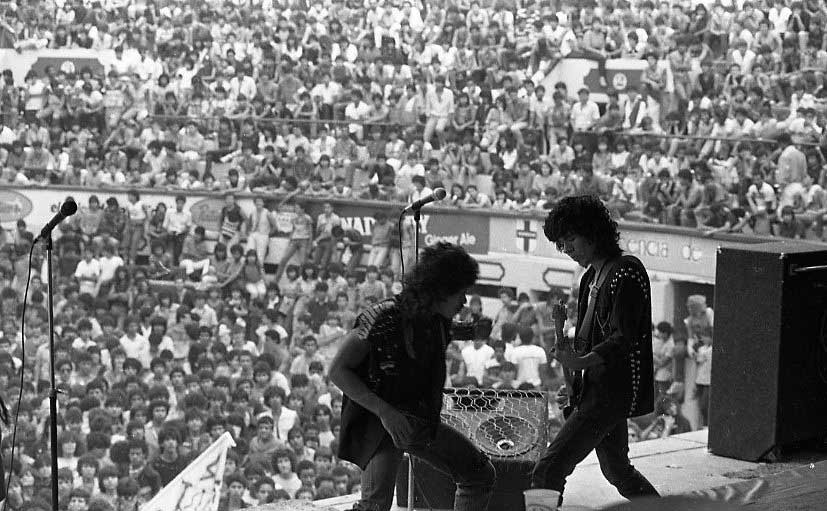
[329,332,393,419]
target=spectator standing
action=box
[124,190,149,265]
[313,202,341,268]
[246,197,276,265]
[367,212,392,268]
[652,322,675,399]
[275,201,314,283]
[569,87,600,134]
[688,326,713,428]
[162,195,193,266]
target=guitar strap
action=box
[577,257,619,348]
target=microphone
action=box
[403,187,447,212]
[38,199,78,241]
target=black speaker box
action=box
[710,241,827,461]
[395,388,548,510]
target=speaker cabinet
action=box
[396,388,548,510]
[710,241,827,461]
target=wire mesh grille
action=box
[440,388,549,462]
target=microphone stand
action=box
[412,207,422,265]
[398,205,424,511]
[42,233,60,510]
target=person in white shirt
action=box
[407,175,433,204]
[509,327,548,388]
[163,195,193,265]
[344,90,372,141]
[246,197,276,265]
[688,326,713,428]
[125,190,149,265]
[570,88,600,132]
[423,77,455,147]
[120,317,151,369]
[74,248,101,297]
[97,245,124,296]
[461,319,495,385]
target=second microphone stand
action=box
[42,234,60,510]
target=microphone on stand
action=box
[402,187,447,212]
[37,199,78,241]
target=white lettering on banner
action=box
[624,238,669,258]
[681,244,703,262]
[340,214,431,236]
[424,232,477,247]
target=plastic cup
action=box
[524,488,561,511]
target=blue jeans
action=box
[355,420,496,511]
[532,405,659,506]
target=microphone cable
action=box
[2,242,35,511]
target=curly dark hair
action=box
[543,195,622,259]
[399,243,479,320]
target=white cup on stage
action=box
[524,488,561,511]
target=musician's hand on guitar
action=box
[552,299,567,328]
[552,341,583,370]
[555,384,569,407]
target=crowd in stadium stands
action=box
[2,0,827,238]
[0,0,808,509]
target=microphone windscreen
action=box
[61,199,78,216]
[433,187,448,200]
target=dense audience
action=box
[1,191,712,511]
[2,0,827,238]
[0,0,807,509]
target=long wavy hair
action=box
[543,195,623,259]
[399,243,479,321]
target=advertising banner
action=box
[4,186,780,284]
[303,202,491,254]
[1,187,491,254]
[0,49,117,86]
[543,58,649,103]
[489,215,771,282]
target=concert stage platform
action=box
[307,429,827,510]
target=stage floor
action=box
[314,429,826,510]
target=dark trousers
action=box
[356,421,496,511]
[169,232,187,266]
[532,405,659,506]
[695,384,710,427]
